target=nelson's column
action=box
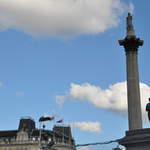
[119,12,143,131]
[118,13,150,150]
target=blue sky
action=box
[0,0,150,148]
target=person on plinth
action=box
[146,98,150,121]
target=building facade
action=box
[0,118,76,150]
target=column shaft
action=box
[126,51,142,130]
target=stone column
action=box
[119,13,143,130]
[126,49,142,130]
[118,13,150,150]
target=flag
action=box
[57,119,63,123]
[39,116,55,122]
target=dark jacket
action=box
[146,103,150,111]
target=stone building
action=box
[0,117,76,150]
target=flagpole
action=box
[39,115,55,148]
[69,124,71,145]
[53,117,56,143]
[39,122,42,149]
[63,124,64,144]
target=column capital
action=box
[119,37,144,52]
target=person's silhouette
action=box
[146,98,150,121]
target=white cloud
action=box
[0,0,131,37]
[56,82,150,122]
[71,122,101,133]
[16,91,24,97]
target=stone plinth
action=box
[119,128,150,150]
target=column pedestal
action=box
[119,128,150,150]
